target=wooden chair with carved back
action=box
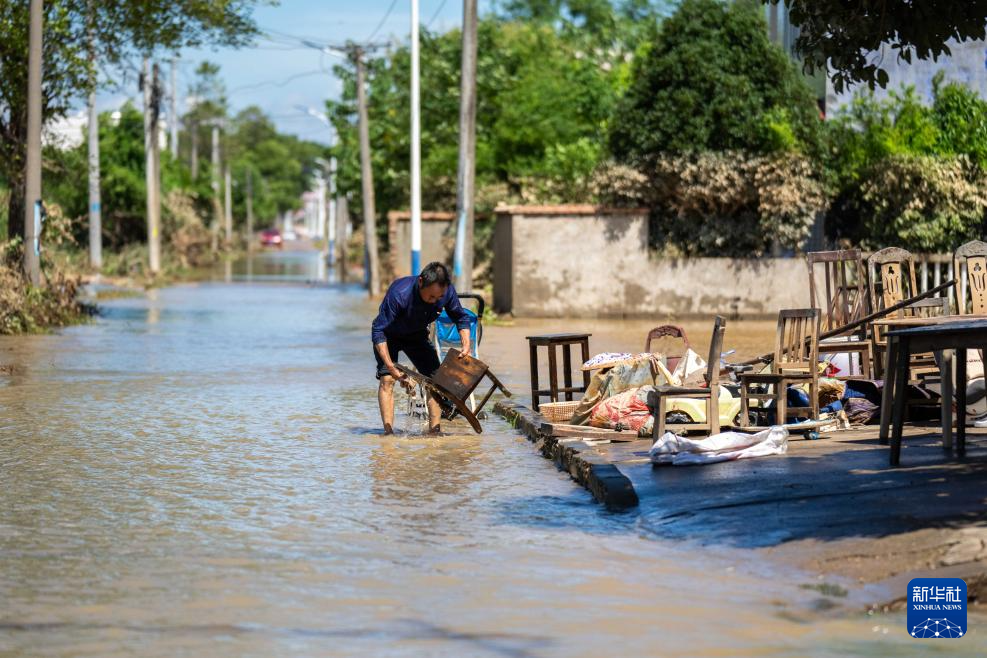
[739,309,820,428]
[867,247,919,379]
[806,249,873,379]
[648,316,725,440]
[954,240,987,315]
[644,324,691,373]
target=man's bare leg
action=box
[426,393,441,434]
[378,375,396,434]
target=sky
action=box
[91,0,496,146]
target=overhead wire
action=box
[366,0,401,42]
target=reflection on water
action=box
[2,275,984,656]
[216,249,330,284]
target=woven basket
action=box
[539,400,580,422]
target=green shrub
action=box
[856,154,987,252]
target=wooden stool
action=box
[526,333,591,411]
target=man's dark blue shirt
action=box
[371,276,471,344]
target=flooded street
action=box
[0,252,977,656]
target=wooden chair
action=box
[867,247,918,379]
[648,316,726,440]
[739,309,820,427]
[954,240,987,315]
[904,296,951,380]
[644,324,690,372]
[806,249,873,379]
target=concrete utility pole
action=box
[353,46,380,296]
[410,0,422,276]
[23,0,43,285]
[453,0,478,292]
[190,119,199,179]
[86,1,102,270]
[224,164,233,244]
[328,156,337,269]
[337,194,349,283]
[143,59,162,275]
[210,122,222,252]
[170,59,179,158]
[245,168,254,252]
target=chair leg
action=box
[811,377,820,420]
[656,395,667,441]
[708,389,720,435]
[529,343,540,412]
[776,380,787,427]
[739,380,750,428]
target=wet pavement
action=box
[1,250,984,656]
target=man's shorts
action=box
[374,331,441,380]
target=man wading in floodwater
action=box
[372,262,472,434]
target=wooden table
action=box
[526,333,591,411]
[882,319,987,466]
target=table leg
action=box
[562,343,573,402]
[879,336,899,445]
[580,339,590,391]
[529,342,540,412]
[957,348,967,458]
[890,337,910,467]
[940,349,953,452]
[547,344,559,404]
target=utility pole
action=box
[410,0,422,276]
[328,156,337,269]
[210,122,222,253]
[224,164,232,244]
[86,0,102,270]
[353,45,380,296]
[453,0,478,291]
[190,119,199,179]
[23,0,43,285]
[245,168,254,252]
[337,194,349,283]
[170,59,179,158]
[143,60,162,275]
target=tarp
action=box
[649,426,789,466]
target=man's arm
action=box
[443,285,473,358]
[375,340,411,386]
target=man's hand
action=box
[458,328,471,359]
[389,365,413,391]
[458,342,471,359]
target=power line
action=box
[427,0,449,29]
[228,69,326,95]
[366,0,400,42]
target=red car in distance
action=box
[260,228,282,248]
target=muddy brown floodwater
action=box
[1,251,982,656]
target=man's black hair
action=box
[419,261,451,287]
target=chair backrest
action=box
[704,316,726,388]
[953,240,987,315]
[905,296,950,318]
[645,324,690,353]
[806,249,869,334]
[773,309,820,375]
[867,247,918,315]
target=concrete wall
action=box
[494,206,811,319]
[388,211,455,278]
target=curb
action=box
[494,400,639,510]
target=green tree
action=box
[0,0,259,241]
[609,0,821,164]
[774,1,987,92]
[327,15,622,232]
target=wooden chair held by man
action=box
[806,249,873,379]
[739,309,821,428]
[648,316,726,441]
